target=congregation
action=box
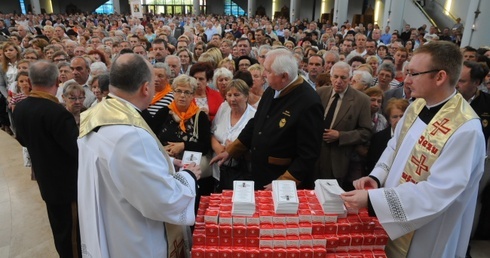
[1,10,489,258]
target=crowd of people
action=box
[1,10,490,258]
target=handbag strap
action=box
[192,110,202,140]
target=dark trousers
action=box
[45,202,81,258]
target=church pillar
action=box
[113,0,121,14]
[193,0,200,15]
[380,0,405,31]
[290,0,299,23]
[461,0,489,48]
[333,0,348,25]
[248,0,255,18]
[29,0,42,14]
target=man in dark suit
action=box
[169,21,183,39]
[382,82,412,114]
[315,62,372,188]
[13,60,81,258]
[212,49,324,189]
[279,29,296,45]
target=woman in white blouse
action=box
[211,79,256,191]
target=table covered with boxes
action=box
[191,180,389,258]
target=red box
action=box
[337,219,351,234]
[325,235,339,249]
[234,237,247,247]
[363,233,376,247]
[299,248,314,258]
[247,248,260,258]
[313,247,326,258]
[259,248,274,258]
[206,237,219,246]
[191,247,205,258]
[338,234,352,247]
[234,248,247,258]
[205,247,219,258]
[349,217,363,233]
[324,223,338,234]
[372,250,388,258]
[196,215,205,223]
[299,203,309,210]
[219,248,233,258]
[287,249,301,258]
[205,224,219,237]
[247,237,260,248]
[248,226,260,237]
[192,232,206,246]
[233,225,247,238]
[374,232,389,246]
[221,190,233,197]
[361,217,376,233]
[219,204,232,211]
[195,221,205,230]
[219,225,232,237]
[311,223,324,235]
[273,248,287,258]
[257,190,272,197]
[219,237,232,246]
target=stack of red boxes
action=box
[191,190,389,258]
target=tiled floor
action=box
[0,131,489,258]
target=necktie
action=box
[324,93,339,128]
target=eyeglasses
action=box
[174,89,193,96]
[68,96,85,101]
[405,69,440,77]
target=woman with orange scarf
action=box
[153,74,213,195]
[148,63,174,116]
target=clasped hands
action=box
[164,142,185,157]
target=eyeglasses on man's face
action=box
[405,69,440,77]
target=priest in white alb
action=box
[77,53,201,258]
[341,41,486,258]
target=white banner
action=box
[130,0,143,19]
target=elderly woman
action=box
[366,98,409,172]
[373,62,398,91]
[189,62,224,121]
[153,74,213,195]
[247,64,266,109]
[62,81,86,126]
[211,79,256,191]
[213,67,233,99]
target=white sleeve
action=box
[108,126,196,225]
[368,120,485,239]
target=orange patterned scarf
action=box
[168,100,199,133]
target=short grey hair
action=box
[154,62,172,77]
[353,70,373,86]
[213,67,233,86]
[172,74,198,92]
[267,49,298,83]
[377,62,396,78]
[323,50,340,62]
[330,61,352,78]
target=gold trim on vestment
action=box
[79,98,186,258]
[387,93,478,257]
